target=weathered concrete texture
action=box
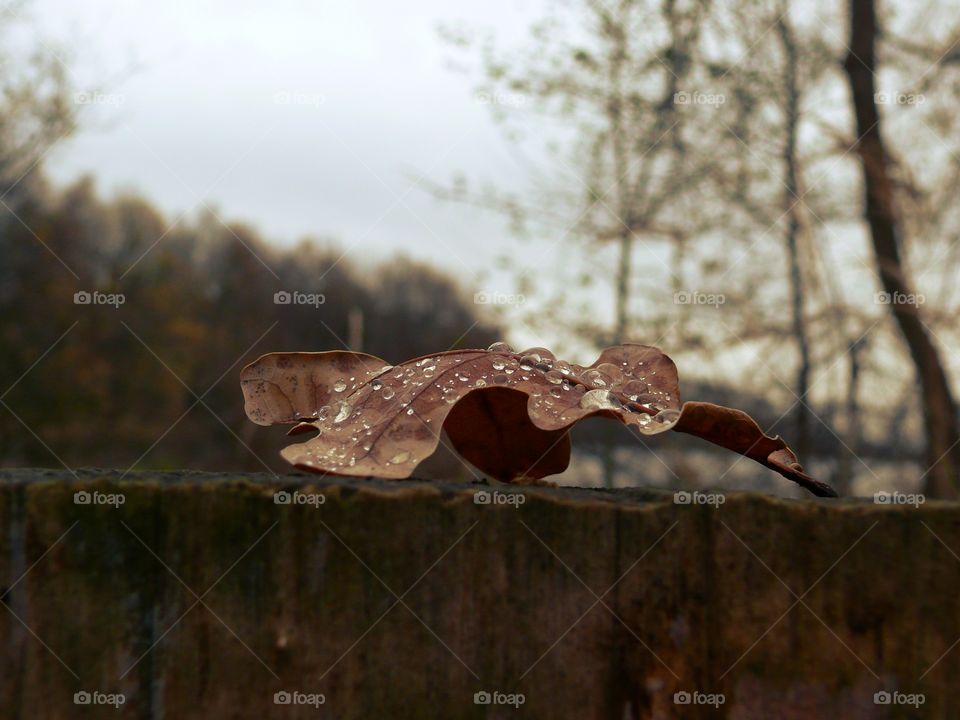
[0,469,954,719]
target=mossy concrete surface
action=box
[0,469,954,719]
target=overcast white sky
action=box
[28,0,557,294]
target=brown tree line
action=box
[0,174,499,472]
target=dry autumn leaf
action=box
[241,342,838,497]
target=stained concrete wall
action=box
[0,469,953,719]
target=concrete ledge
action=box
[0,469,953,719]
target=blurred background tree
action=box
[432,0,960,496]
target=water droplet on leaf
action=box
[333,401,351,423]
[653,409,680,425]
[622,380,647,401]
[579,389,622,411]
[595,363,623,383]
[583,369,609,387]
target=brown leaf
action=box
[241,351,391,426]
[673,402,837,497]
[443,387,572,481]
[240,343,837,497]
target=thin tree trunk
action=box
[836,336,866,496]
[613,231,632,344]
[844,0,960,498]
[777,14,812,463]
[601,0,631,489]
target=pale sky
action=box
[29,0,553,297]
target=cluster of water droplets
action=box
[293,361,435,472]
[294,341,683,473]
[485,340,680,432]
